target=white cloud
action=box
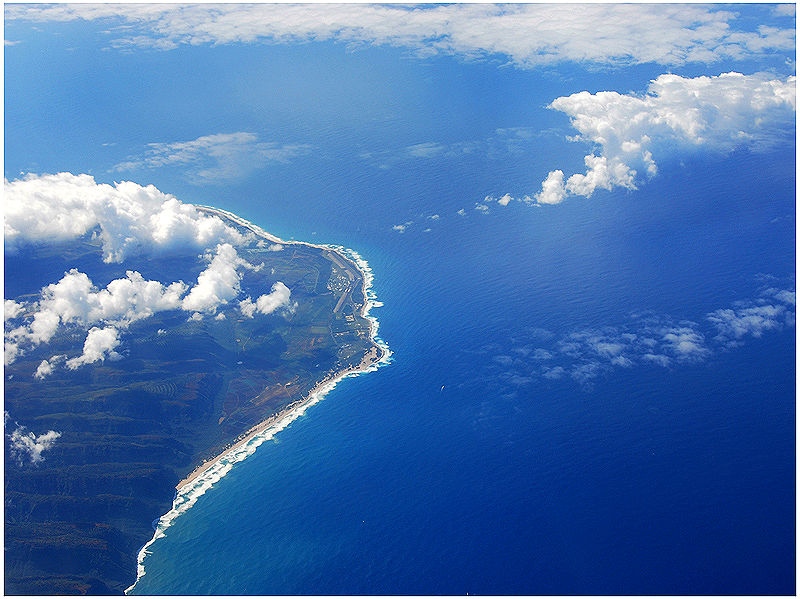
[257,240,283,251]
[239,296,257,319]
[534,170,567,205]
[483,194,514,207]
[34,355,65,380]
[483,284,794,390]
[660,326,709,360]
[113,132,311,183]
[66,326,121,369]
[34,359,53,380]
[764,288,796,306]
[474,203,490,214]
[707,289,795,346]
[532,72,796,204]
[708,305,784,340]
[5,268,187,354]
[5,300,24,321]
[90,271,187,322]
[4,243,266,364]
[532,348,552,360]
[6,4,794,68]
[181,244,244,313]
[5,173,245,262]
[6,418,61,465]
[256,282,292,315]
[43,269,185,327]
[4,340,22,366]
[240,282,292,318]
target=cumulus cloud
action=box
[531,72,796,204]
[256,282,292,315]
[535,170,567,205]
[182,244,245,313]
[65,326,121,369]
[113,132,311,183]
[6,4,794,68]
[4,243,267,367]
[5,300,24,321]
[4,173,245,262]
[482,194,514,207]
[240,282,292,318]
[47,269,185,329]
[5,413,61,465]
[642,353,672,367]
[4,340,21,366]
[6,268,186,352]
[406,142,447,158]
[239,297,257,319]
[34,359,53,380]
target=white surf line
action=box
[124,208,391,594]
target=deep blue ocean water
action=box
[4,20,795,595]
[128,145,795,595]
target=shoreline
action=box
[174,344,384,491]
[124,206,391,595]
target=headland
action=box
[124,207,391,593]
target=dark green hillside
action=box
[4,215,378,595]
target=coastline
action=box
[124,206,391,595]
[174,345,384,491]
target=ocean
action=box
[3,24,794,595]
[128,142,795,595]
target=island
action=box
[4,206,388,595]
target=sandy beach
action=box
[175,345,384,491]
